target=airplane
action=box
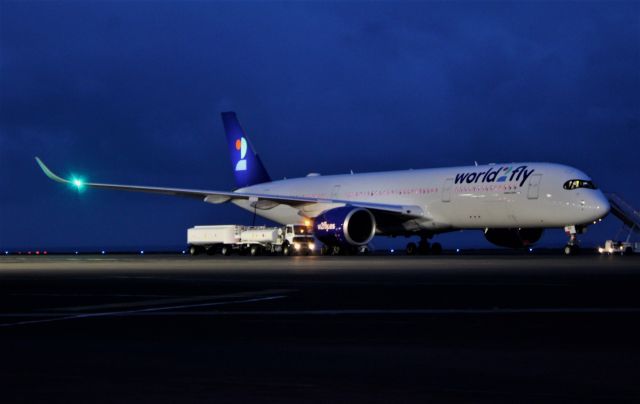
[35,111,610,256]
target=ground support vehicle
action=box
[188,224,315,256]
[597,240,639,255]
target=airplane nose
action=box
[594,192,610,218]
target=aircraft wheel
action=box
[189,245,200,256]
[320,245,330,256]
[283,244,291,256]
[221,246,231,256]
[406,242,417,256]
[431,242,442,255]
[564,245,580,256]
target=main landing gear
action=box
[563,225,583,256]
[406,237,442,256]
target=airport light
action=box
[101,250,106,255]
[529,248,534,252]
[140,250,144,255]
[456,248,460,253]
[181,250,186,254]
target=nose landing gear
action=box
[564,225,583,255]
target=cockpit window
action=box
[563,179,597,190]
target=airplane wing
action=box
[35,157,426,218]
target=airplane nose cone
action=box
[593,192,610,219]
[600,196,611,217]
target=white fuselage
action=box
[232,162,610,235]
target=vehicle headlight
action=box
[294,243,300,250]
[309,243,315,250]
[598,248,603,253]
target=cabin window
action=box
[563,179,597,190]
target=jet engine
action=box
[483,228,544,249]
[313,207,376,246]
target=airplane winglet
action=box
[35,157,69,184]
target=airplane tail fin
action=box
[221,112,272,189]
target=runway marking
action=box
[44,289,294,312]
[10,293,176,298]
[3,306,640,320]
[0,295,288,328]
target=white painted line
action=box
[46,289,294,312]
[0,295,287,328]
[3,306,640,321]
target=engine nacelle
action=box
[313,207,376,246]
[484,228,544,249]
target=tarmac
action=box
[1,254,639,403]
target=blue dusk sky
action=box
[1,1,639,251]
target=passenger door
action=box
[527,174,542,199]
[442,178,453,202]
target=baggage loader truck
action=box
[188,224,315,256]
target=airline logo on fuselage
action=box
[235,137,247,171]
[454,165,535,187]
[316,221,336,231]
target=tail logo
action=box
[235,137,248,171]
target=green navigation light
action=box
[72,178,84,189]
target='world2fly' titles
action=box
[454,165,535,187]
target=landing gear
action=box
[189,245,201,256]
[563,226,582,256]
[407,237,442,256]
[563,244,580,256]
[220,245,231,256]
[418,239,430,255]
[406,242,417,255]
[431,242,442,255]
